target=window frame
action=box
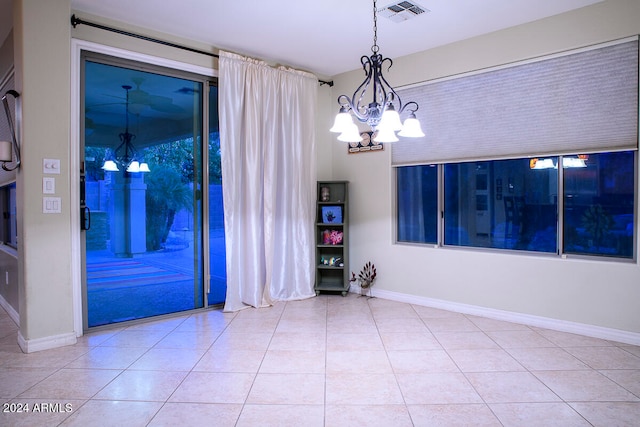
[394,151,637,262]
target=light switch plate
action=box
[43,197,61,213]
[43,177,55,194]
[43,158,61,174]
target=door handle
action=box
[81,206,91,231]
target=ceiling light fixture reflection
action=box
[101,85,150,174]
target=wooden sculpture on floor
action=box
[350,262,377,298]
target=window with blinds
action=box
[394,38,638,260]
[392,38,639,166]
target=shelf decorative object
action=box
[350,261,377,298]
[320,186,330,202]
[322,206,342,223]
[322,229,343,245]
[348,131,384,154]
[315,181,349,296]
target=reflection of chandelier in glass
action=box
[530,155,588,170]
[102,85,150,173]
[329,0,425,143]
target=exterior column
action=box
[109,172,147,257]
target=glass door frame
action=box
[72,41,216,333]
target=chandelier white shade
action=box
[379,104,403,132]
[102,159,119,172]
[398,113,425,137]
[337,122,362,142]
[330,0,425,143]
[373,126,399,143]
[126,160,151,173]
[329,107,354,133]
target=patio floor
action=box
[86,229,226,327]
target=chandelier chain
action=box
[372,0,379,54]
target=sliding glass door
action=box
[81,53,212,328]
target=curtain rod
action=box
[70,14,334,87]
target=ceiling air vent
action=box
[378,1,430,23]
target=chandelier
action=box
[102,85,150,174]
[330,0,424,143]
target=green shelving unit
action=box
[314,181,349,296]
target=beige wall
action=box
[12,0,74,349]
[6,0,640,351]
[327,0,640,335]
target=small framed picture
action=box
[322,206,342,223]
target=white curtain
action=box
[219,50,318,312]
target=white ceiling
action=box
[58,0,603,77]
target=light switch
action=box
[43,177,55,194]
[43,197,61,213]
[43,158,61,174]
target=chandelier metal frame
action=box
[331,0,424,142]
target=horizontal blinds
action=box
[392,39,639,166]
[0,73,16,184]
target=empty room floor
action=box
[1,294,640,426]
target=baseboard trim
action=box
[369,288,640,346]
[17,331,77,354]
[0,294,19,326]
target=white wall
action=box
[327,0,640,337]
[315,82,334,180]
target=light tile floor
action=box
[1,295,640,426]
